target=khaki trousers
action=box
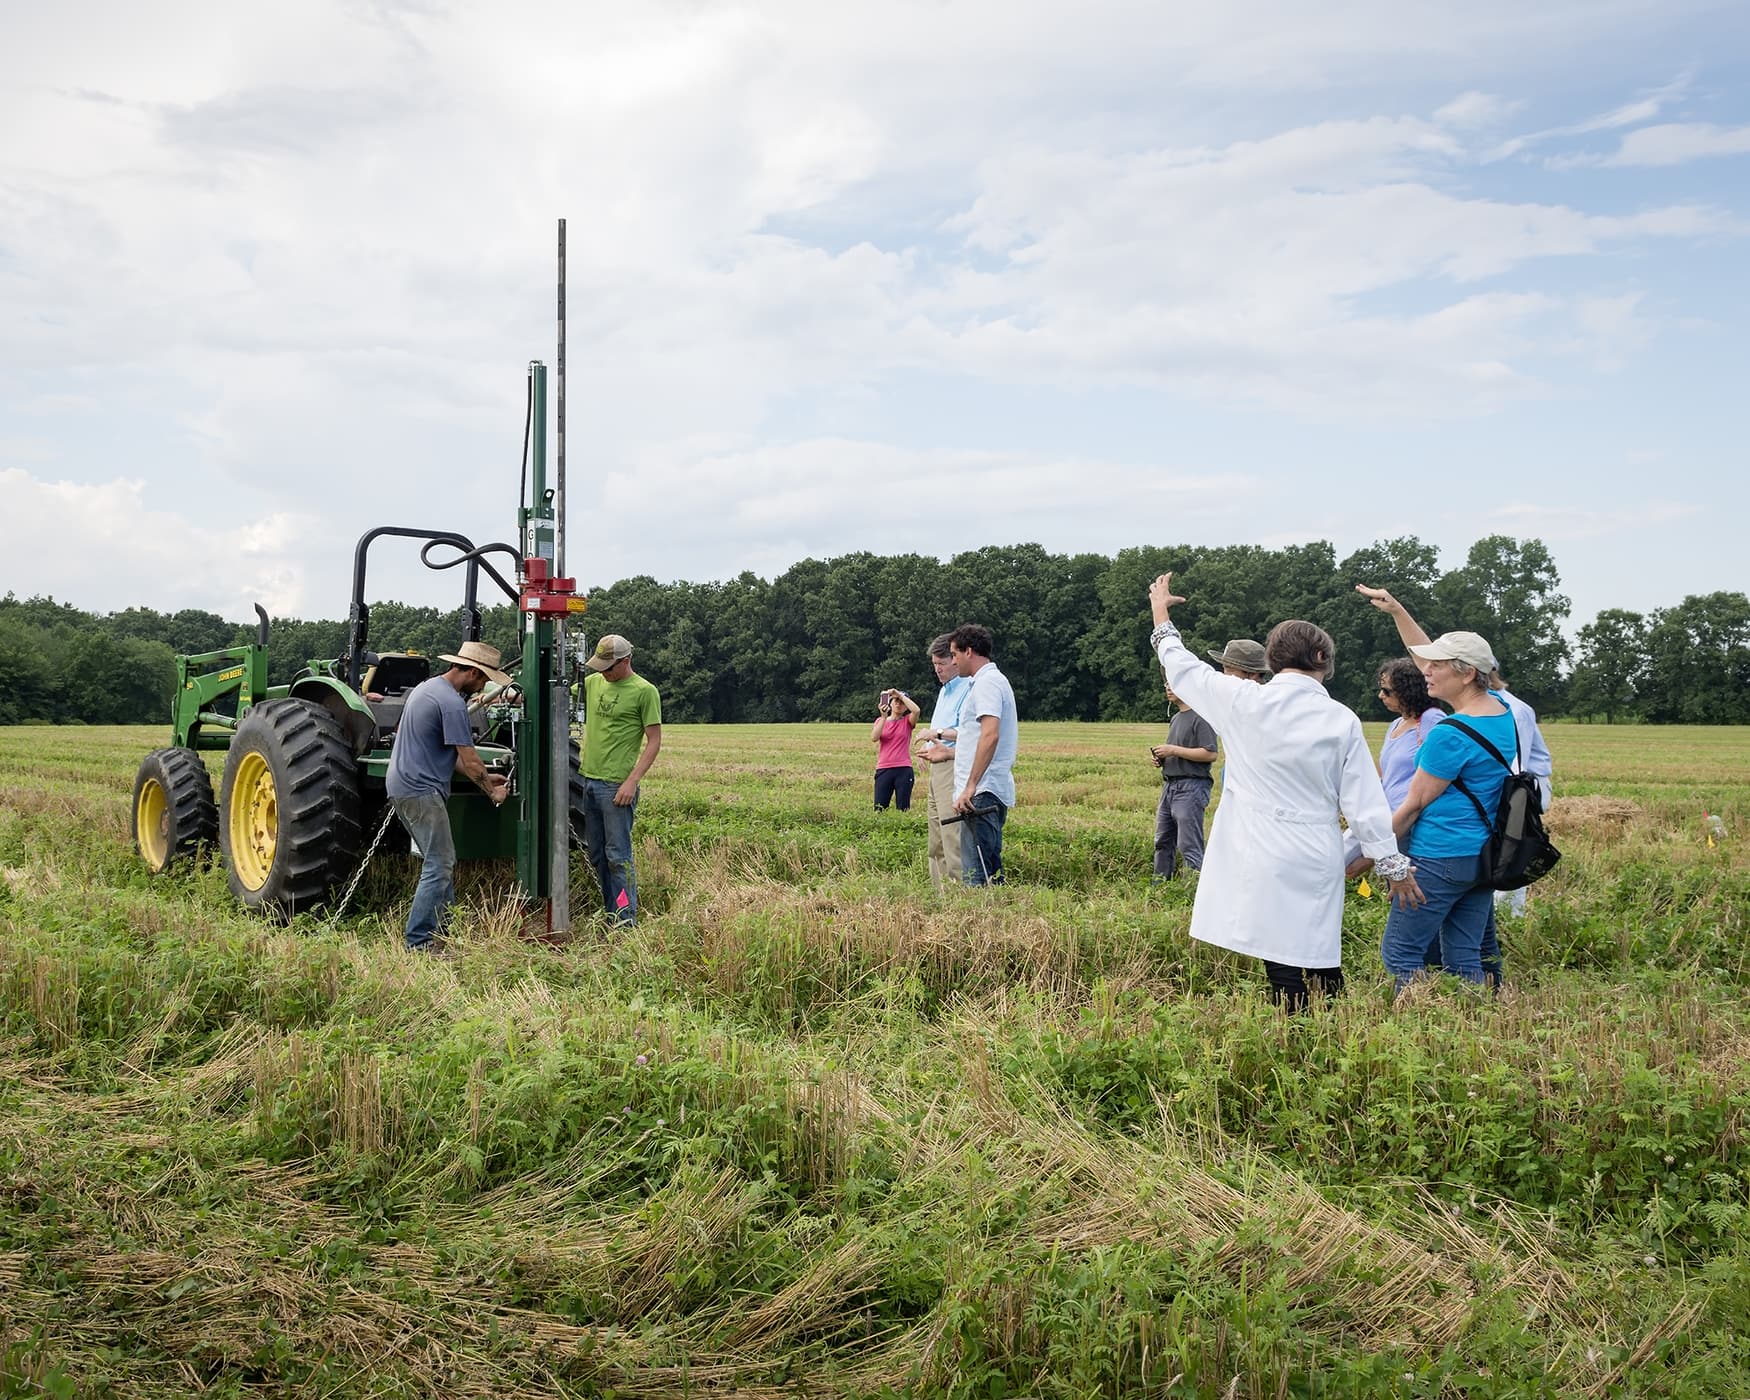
[925,756,959,887]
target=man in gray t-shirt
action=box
[949,623,1018,886]
[1150,682,1218,879]
[384,641,512,951]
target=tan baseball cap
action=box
[583,634,634,673]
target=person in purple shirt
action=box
[1375,657,1446,809]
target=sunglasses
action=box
[1378,686,1395,696]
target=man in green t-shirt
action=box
[577,634,663,923]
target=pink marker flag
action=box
[616,890,631,914]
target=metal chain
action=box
[326,805,400,927]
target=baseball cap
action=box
[1409,631,1498,674]
[583,634,634,673]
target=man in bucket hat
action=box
[385,641,512,952]
[577,634,663,924]
[1208,639,1272,683]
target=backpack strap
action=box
[1441,711,1522,835]
[1446,773,1492,829]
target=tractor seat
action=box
[362,653,432,697]
[364,654,433,739]
[369,697,410,737]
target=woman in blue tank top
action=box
[1380,631,1517,991]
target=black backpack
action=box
[1442,715,1562,892]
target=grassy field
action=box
[2,720,1748,1398]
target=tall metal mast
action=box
[548,218,571,934]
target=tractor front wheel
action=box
[219,700,362,918]
[133,748,219,872]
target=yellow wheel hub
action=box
[136,778,170,869]
[228,751,278,892]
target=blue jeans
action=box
[1382,851,1493,989]
[1154,777,1212,876]
[959,797,1007,887]
[580,777,638,923]
[1423,907,1504,985]
[392,793,455,949]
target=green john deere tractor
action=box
[132,357,588,931]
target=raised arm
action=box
[1148,573,1248,734]
[1354,584,1431,654]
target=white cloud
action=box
[910,136,1724,415]
[0,469,319,616]
[1435,92,1526,128]
[0,1,1741,620]
[599,436,1251,551]
[1485,500,1699,540]
[1602,121,1750,166]
[1483,73,1693,159]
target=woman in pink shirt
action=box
[871,688,922,810]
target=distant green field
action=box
[2,722,1747,1397]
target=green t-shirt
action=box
[580,671,662,781]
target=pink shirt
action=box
[876,715,915,769]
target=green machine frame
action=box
[157,361,578,927]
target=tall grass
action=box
[1,722,1747,1397]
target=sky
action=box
[1,0,1746,633]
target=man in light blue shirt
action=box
[949,623,1019,886]
[917,633,971,888]
[1489,667,1552,919]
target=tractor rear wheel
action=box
[219,700,362,918]
[133,748,219,872]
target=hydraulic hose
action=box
[419,537,523,605]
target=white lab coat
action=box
[1156,629,1402,969]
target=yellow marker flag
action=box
[1708,833,1717,849]
[1357,877,1373,898]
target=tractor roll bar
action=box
[343,526,520,692]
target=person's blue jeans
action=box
[1423,906,1504,986]
[1154,776,1212,876]
[392,793,455,950]
[580,777,638,923]
[959,797,1007,887]
[1381,851,1493,989]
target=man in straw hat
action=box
[577,634,663,924]
[385,641,513,952]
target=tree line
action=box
[2,535,1746,727]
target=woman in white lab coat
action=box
[1148,574,1423,1006]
